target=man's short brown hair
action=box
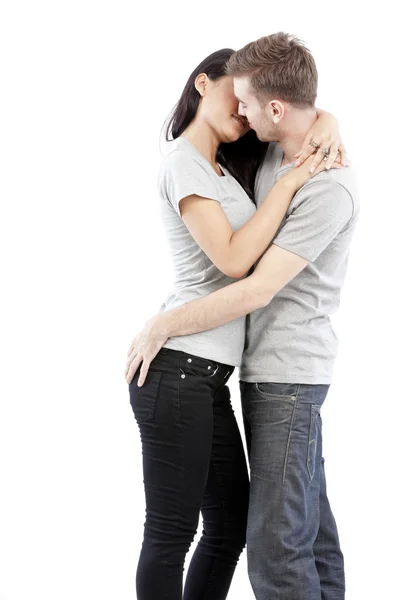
[226,32,318,107]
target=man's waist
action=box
[239,349,336,385]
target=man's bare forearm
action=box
[157,275,269,338]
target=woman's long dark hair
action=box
[164,49,268,202]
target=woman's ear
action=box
[194,73,208,97]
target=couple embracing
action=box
[125,32,359,600]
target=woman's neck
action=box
[181,119,221,169]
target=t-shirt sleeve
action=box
[159,150,220,217]
[272,179,355,262]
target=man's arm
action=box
[157,244,307,338]
[126,179,354,385]
[157,178,354,339]
[125,245,307,386]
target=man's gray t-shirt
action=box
[159,136,257,367]
[240,142,360,384]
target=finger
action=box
[126,355,143,384]
[314,157,343,173]
[330,160,342,170]
[339,144,350,166]
[125,350,138,378]
[127,339,136,357]
[138,360,151,387]
[313,159,330,176]
[308,146,326,173]
[325,142,339,170]
[294,141,318,167]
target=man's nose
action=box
[238,103,246,117]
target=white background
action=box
[0,1,399,599]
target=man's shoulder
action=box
[299,166,359,214]
[283,167,360,228]
[304,165,358,196]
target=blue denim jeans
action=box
[240,381,345,600]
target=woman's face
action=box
[201,75,250,142]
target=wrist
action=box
[152,311,173,339]
[280,172,300,193]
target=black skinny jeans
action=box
[129,347,249,600]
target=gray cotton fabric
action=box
[158,136,257,367]
[239,142,360,384]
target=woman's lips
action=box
[232,115,245,130]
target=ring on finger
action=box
[309,140,320,149]
[322,147,330,158]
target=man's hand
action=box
[125,315,169,386]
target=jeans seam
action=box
[176,361,183,538]
[307,404,319,481]
[202,458,228,600]
[204,381,238,599]
[281,384,301,487]
[176,359,182,424]
[242,408,251,463]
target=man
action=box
[126,32,359,600]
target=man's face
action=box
[234,76,278,142]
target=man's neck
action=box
[279,108,318,166]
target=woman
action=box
[127,49,344,600]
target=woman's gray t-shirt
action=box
[158,136,256,367]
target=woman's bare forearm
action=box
[226,177,296,277]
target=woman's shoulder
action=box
[159,139,212,178]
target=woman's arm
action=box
[179,154,334,279]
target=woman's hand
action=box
[282,153,342,192]
[294,109,350,173]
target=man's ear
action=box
[268,99,285,124]
[194,73,209,97]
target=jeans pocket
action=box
[179,354,220,379]
[307,403,320,481]
[255,382,299,401]
[129,370,162,424]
